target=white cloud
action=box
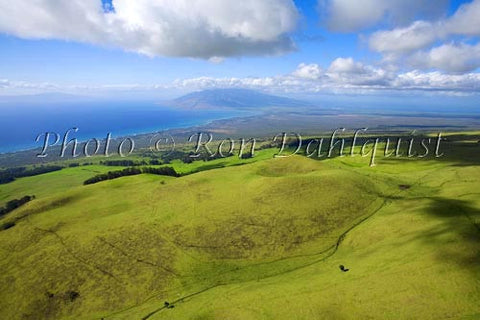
[0,0,299,58]
[444,0,480,36]
[171,59,480,93]
[369,0,480,55]
[410,43,480,73]
[394,71,480,92]
[4,58,478,95]
[369,21,438,54]
[292,63,323,79]
[328,57,367,74]
[170,63,480,94]
[367,0,480,73]
[319,0,448,32]
[0,79,10,88]
[326,58,393,86]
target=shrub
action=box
[0,166,63,185]
[0,221,15,231]
[84,167,178,185]
[100,160,146,166]
[241,152,253,159]
[0,195,34,218]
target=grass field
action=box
[0,133,479,319]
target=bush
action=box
[149,159,162,165]
[0,195,34,218]
[0,166,63,185]
[161,151,191,163]
[100,160,147,166]
[240,152,253,159]
[142,166,179,177]
[0,221,15,231]
[84,166,178,185]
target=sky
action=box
[0,0,479,100]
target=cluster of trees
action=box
[258,142,275,150]
[0,166,63,184]
[84,168,142,185]
[100,159,163,166]
[160,151,194,164]
[151,150,230,164]
[149,159,161,165]
[84,166,178,185]
[195,152,235,162]
[101,160,146,166]
[153,149,241,165]
[67,162,94,167]
[141,166,178,176]
[240,152,253,159]
[0,195,35,218]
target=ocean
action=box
[0,101,246,154]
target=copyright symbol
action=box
[149,133,175,156]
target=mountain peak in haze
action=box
[172,88,309,110]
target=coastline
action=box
[1,108,480,167]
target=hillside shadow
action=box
[422,197,480,274]
[296,134,480,167]
[189,162,227,174]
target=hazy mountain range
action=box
[170,88,312,110]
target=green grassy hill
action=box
[0,136,479,319]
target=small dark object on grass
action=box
[339,265,349,272]
[67,291,80,302]
[164,301,175,309]
[399,184,411,190]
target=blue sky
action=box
[0,0,478,99]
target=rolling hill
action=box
[0,135,479,319]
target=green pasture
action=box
[0,133,479,319]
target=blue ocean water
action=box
[0,101,247,153]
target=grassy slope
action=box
[0,138,479,319]
[0,148,277,206]
[0,165,126,205]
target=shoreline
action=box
[1,108,479,167]
[0,110,259,156]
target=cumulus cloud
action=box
[409,43,480,73]
[393,71,480,92]
[0,0,299,58]
[326,58,393,86]
[369,21,438,54]
[170,61,480,94]
[444,0,480,36]
[367,0,480,73]
[2,58,480,95]
[328,57,367,74]
[292,63,323,79]
[369,0,480,54]
[319,0,448,32]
